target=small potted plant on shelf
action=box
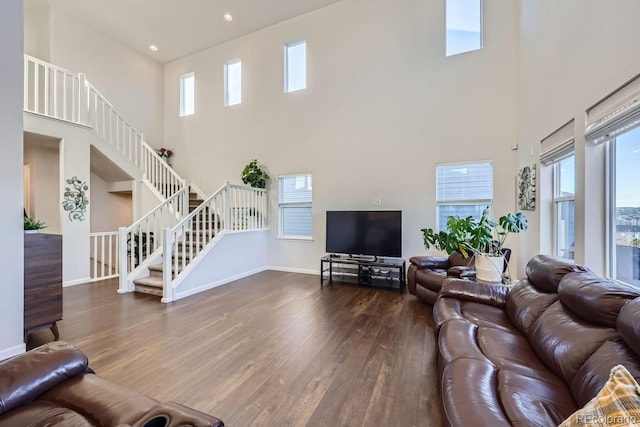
[24,217,47,234]
[157,148,173,165]
[241,159,270,189]
[421,207,527,282]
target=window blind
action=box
[541,119,575,166]
[279,174,312,238]
[585,72,640,145]
[279,174,312,204]
[436,162,493,203]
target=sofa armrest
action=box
[0,341,89,415]
[133,402,225,427]
[439,278,510,308]
[447,266,476,279]
[409,256,449,270]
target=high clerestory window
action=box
[224,59,242,107]
[180,72,195,116]
[285,40,306,93]
[446,0,483,56]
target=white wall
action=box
[90,172,132,232]
[24,0,51,60]
[24,115,92,286]
[517,0,640,275]
[24,142,61,234]
[164,0,521,274]
[0,0,26,359]
[48,8,165,147]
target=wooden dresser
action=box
[24,233,62,341]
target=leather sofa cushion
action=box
[618,298,640,357]
[0,341,88,415]
[570,339,640,407]
[525,254,589,293]
[441,358,511,425]
[41,374,158,426]
[414,268,447,292]
[409,256,448,269]
[558,272,640,327]
[0,400,93,427]
[449,251,472,267]
[506,279,558,336]
[498,369,577,426]
[529,301,619,384]
[434,297,512,332]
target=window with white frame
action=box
[285,40,306,93]
[279,173,312,238]
[446,0,483,56]
[436,161,493,230]
[224,59,242,107]
[180,72,195,116]
[585,72,640,288]
[541,119,575,261]
[553,155,575,260]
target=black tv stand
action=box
[320,255,405,293]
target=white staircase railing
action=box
[90,231,120,282]
[162,183,268,301]
[23,55,185,200]
[118,187,190,292]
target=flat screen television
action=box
[326,210,402,258]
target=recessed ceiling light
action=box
[149,44,159,52]
[224,13,233,22]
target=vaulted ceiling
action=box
[28,0,344,63]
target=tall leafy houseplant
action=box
[421,208,528,281]
[241,159,270,189]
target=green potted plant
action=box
[241,159,270,189]
[421,207,527,282]
[24,217,47,234]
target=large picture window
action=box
[610,128,640,287]
[279,173,312,238]
[436,161,493,230]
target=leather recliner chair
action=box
[407,249,511,305]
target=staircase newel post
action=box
[117,227,129,293]
[78,73,88,125]
[162,228,173,303]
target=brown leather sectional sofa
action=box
[433,254,640,426]
[0,341,224,427]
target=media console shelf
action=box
[320,255,406,293]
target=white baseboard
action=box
[63,277,92,287]
[267,266,319,275]
[0,343,26,361]
[172,266,268,302]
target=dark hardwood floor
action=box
[27,271,442,426]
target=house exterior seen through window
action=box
[285,40,307,93]
[279,173,312,238]
[180,72,195,116]
[611,128,640,288]
[553,155,575,260]
[224,59,242,107]
[446,0,483,56]
[436,161,493,230]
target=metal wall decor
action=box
[62,176,89,221]
[517,165,536,211]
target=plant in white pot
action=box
[470,208,528,282]
[24,217,47,233]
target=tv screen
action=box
[326,210,402,258]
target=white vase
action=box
[24,229,38,234]
[475,254,504,282]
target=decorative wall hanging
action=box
[517,164,536,211]
[62,176,89,221]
